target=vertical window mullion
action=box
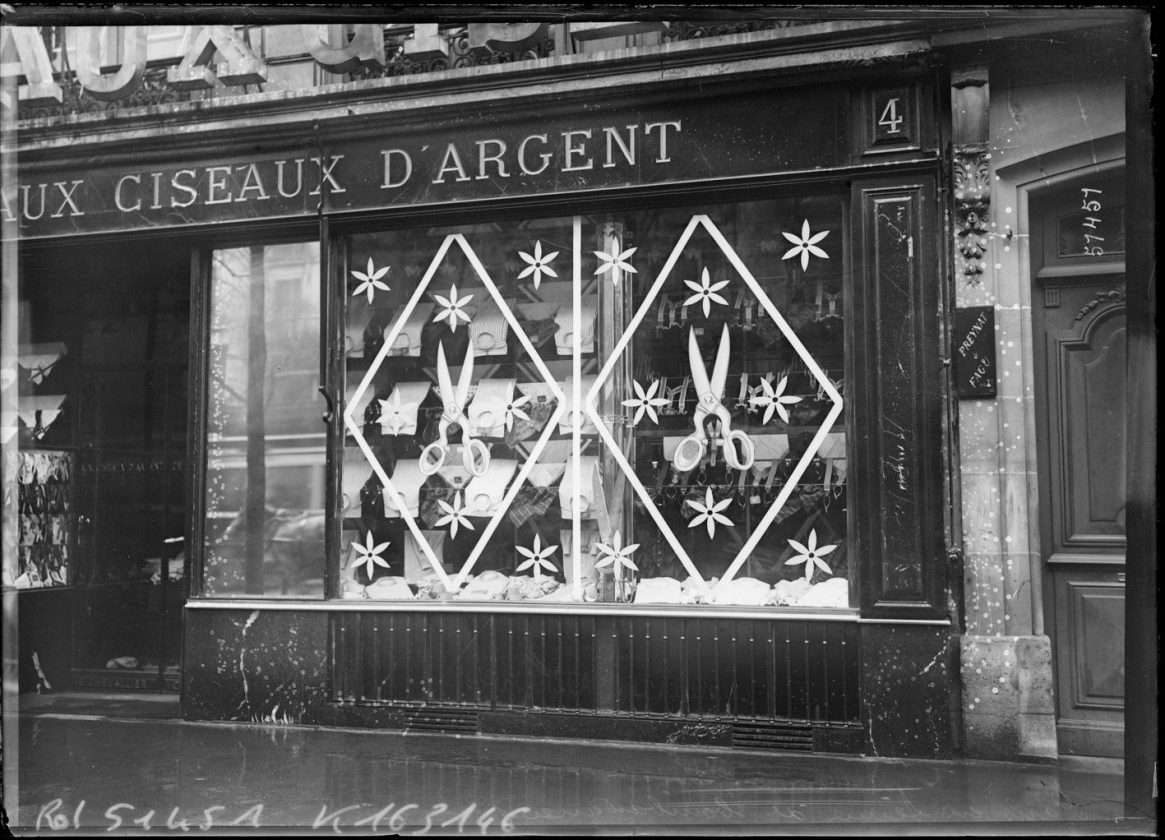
[571,215,583,599]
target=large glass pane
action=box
[338,194,850,609]
[592,198,849,608]
[341,219,580,602]
[203,242,325,597]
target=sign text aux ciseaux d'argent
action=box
[3,24,851,236]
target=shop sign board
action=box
[954,305,996,397]
[6,84,852,239]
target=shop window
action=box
[203,242,325,597]
[339,194,849,608]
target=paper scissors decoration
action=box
[671,325,755,472]
[420,342,491,477]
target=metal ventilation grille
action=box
[731,720,814,751]
[399,707,480,734]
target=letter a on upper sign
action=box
[303,24,386,73]
[167,25,267,90]
[0,27,63,108]
[75,27,148,101]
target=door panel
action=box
[1032,169,1127,758]
[1048,302,1127,555]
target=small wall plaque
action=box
[954,306,997,398]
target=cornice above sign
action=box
[2,21,823,120]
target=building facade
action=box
[1,11,1152,766]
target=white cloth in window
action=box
[385,302,434,357]
[558,375,597,435]
[345,380,376,438]
[378,381,430,437]
[468,378,513,439]
[382,459,427,518]
[468,298,509,356]
[634,577,684,604]
[341,448,371,516]
[526,461,566,488]
[560,521,600,584]
[554,296,597,355]
[817,432,847,487]
[560,455,600,520]
[364,576,416,600]
[457,569,510,600]
[403,529,447,584]
[752,434,791,462]
[709,577,772,606]
[462,458,518,517]
[795,577,849,608]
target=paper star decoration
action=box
[749,375,802,425]
[781,219,830,271]
[517,241,559,289]
[622,379,669,426]
[350,532,391,578]
[593,245,638,282]
[686,488,734,538]
[351,258,391,303]
[433,284,474,331]
[594,530,640,574]
[434,491,474,540]
[515,534,559,579]
[785,529,837,582]
[503,382,532,432]
[378,389,418,435]
[683,268,730,318]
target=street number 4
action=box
[878,98,903,134]
[869,88,913,148]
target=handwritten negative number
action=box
[1081,188,1104,256]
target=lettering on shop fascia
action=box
[0,122,682,222]
[0,22,656,112]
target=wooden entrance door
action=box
[1032,171,1126,757]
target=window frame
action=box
[324,179,860,614]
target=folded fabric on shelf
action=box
[553,296,597,355]
[508,486,558,528]
[342,448,372,516]
[504,400,554,445]
[795,577,849,608]
[403,529,447,584]
[559,523,600,585]
[524,461,566,488]
[710,577,773,606]
[468,378,513,439]
[462,459,518,517]
[418,485,458,529]
[344,380,377,437]
[456,569,510,600]
[634,576,684,604]
[364,575,415,600]
[559,455,600,519]
[559,375,597,435]
[382,460,428,518]
[769,577,812,606]
[468,298,509,356]
[385,302,435,357]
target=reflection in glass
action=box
[339,197,849,609]
[203,242,325,597]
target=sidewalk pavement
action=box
[4,692,1154,836]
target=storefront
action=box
[3,14,1148,763]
